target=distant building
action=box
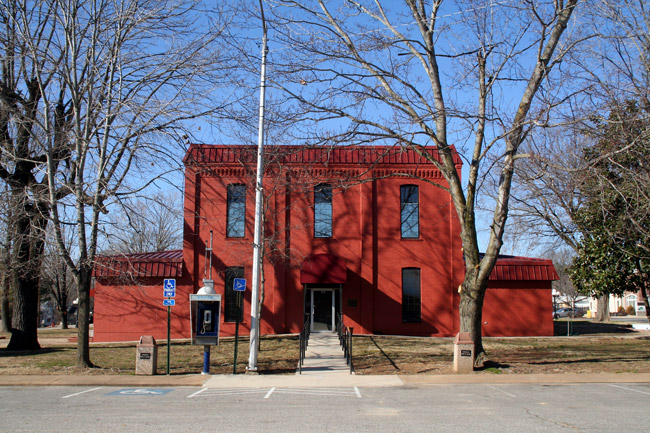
[92,144,558,342]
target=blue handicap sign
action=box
[233,278,246,291]
[163,299,175,306]
[163,278,176,297]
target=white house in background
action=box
[588,291,647,316]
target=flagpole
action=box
[248,0,268,372]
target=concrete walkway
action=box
[297,332,350,375]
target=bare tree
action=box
[507,0,650,321]
[101,191,183,255]
[0,0,64,350]
[3,0,236,366]
[254,0,582,363]
[40,226,77,329]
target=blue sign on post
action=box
[233,278,246,292]
[163,299,175,306]
[163,278,176,298]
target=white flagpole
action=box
[248,0,268,372]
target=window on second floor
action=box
[400,185,419,238]
[226,184,246,237]
[314,184,333,238]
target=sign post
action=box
[163,279,176,375]
[233,278,246,374]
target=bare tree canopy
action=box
[252,0,581,363]
[1,0,238,363]
[101,192,183,255]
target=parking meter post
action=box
[202,345,210,375]
[233,291,242,374]
[166,305,171,375]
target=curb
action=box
[1,373,650,387]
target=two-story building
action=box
[92,144,558,342]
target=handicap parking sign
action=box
[163,278,176,297]
[233,278,246,291]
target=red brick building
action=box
[92,144,558,342]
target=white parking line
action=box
[61,387,103,399]
[188,388,270,398]
[272,388,361,398]
[187,388,208,398]
[608,384,650,396]
[264,387,275,399]
[484,384,517,398]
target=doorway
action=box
[311,289,335,332]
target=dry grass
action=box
[0,328,298,375]
[2,321,650,376]
[352,330,650,375]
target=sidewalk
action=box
[2,372,650,388]
[297,332,351,375]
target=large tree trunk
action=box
[459,269,489,366]
[76,267,93,367]
[1,271,10,333]
[7,205,47,351]
[594,295,610,322]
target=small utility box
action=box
[136,335,158,375]
[189,294,221,346]
[453,332,474,373]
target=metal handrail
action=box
[336,313,354,374]
[298,318,310,374]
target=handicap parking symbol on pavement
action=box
[107,389,173,396]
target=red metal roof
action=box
[93,250,183,279]
[489,256,559,281]
[183,144,463,167]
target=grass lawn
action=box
[0,329,298,375]
[1,320,649,376]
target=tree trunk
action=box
[7,274,41,350]
[459,278,488,366]
[7,207,46,350]
[1,272,10,333]
[594,295,610,322]
[76,267,93,367]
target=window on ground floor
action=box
[402,267,421,323]
[224,266,244,322]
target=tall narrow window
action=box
[402,268,421,323]
[314,184,333,238]
[400,185,419,238]
[224,266,244,322]
[227,184,246,237]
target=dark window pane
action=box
[314,184,332,238]
[227,184,246,237]
[402,268,421,323]
[224,267,244,322]
[400,185,419,238]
